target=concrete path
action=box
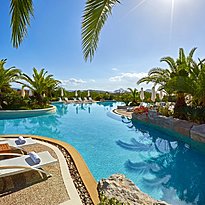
[37,140,83,205]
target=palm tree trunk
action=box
[175,92,186,108]
[35,93,43,105]
[174,92,187,119]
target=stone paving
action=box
[0,137,94,205]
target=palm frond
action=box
[0,59,21,90]
[179,48,186,63]
[82,0,120,61]
[160,56,176,72]
[148,67,165,76]
[15,81,33,90]
[10,0,34,48]
[189,47,197,59]
[137,76,152,85]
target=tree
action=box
[188,59,205,106]
[0,59,21,107]
[18,68,60,104]
[127,88,139,105]
[137,48,197,117]
[0,59,21,91]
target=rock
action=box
[132,113,148,122]
[190,124,205,143]
[154,115,173,129]
[132,111,205,144]
[172,119,194,137]
[98,174,169,205]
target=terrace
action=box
[0,135,99,205]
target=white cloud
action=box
[109,72,147,82]
[89,79,96,83]
[58,73,153,91]
[61,78,86,86]
[112,67,119,71]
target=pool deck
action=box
[113,108,133,118]
[0,135,99,205]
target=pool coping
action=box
[0,105,56,119]
[0,134,100,205]
[112,108,132,119]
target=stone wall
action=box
[117,106,129,109]
[132,111,205,144]
[98,174,168,205]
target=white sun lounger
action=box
[64,97,69,102]
[0,151,57,178]
[73,97,79,103]
[78,97,83,102]
[0,137,36,147]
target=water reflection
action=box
[96,101,115,111]
[74,103,92,114]
[25,114,61,136]
[55,104,68,117]
[117,120,205,205]
[0,109,62,137]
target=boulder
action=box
[190,124,205,143]
[132,113,148,122]
[148,110,160,125]
[98,174,169,205]
[172,119,194,137]
[156,115,174,129]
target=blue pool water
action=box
[0,102,205,205]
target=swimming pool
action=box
[0,102,205,205]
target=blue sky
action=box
[0,0,205,91]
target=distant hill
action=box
[67,89,108,93]
[113,88,127,93]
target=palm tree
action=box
[188,59,205,106]
[0,59,21,91]
[137,48,197,116]
[0,59,21,108]
[127,88,139,105]
[18,68,60,104]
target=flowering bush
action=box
[134,106,149,114]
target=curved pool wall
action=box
[51,101,64,105]
[0,102,205,205]
[0,105,56,120]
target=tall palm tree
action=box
[137,48,197,114]
[18,68,60,104]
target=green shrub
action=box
[0,91,50,110]
[171,105,205,124]
[158,106,173,117]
